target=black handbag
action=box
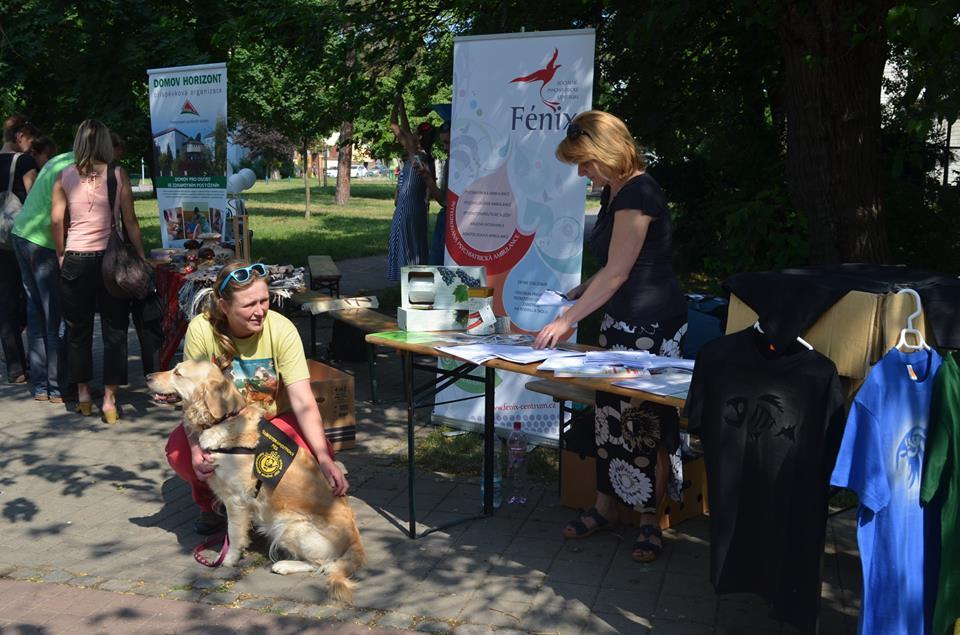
[102,165,152,300]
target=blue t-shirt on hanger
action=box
[831,347,942,635]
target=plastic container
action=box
[507,421,528,505]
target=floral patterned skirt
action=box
[594,312,687,513]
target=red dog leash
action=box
[194,532,230,567]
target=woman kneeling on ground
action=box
[534,111,687,563]
[164,261,348,535]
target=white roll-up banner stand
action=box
[433,29,596,444]
[147,62,229,247]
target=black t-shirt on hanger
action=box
[685,327,846,632]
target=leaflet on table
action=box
[535,289,577,309]
[434,344,583,366]
[539,355,651,378]
[552,365,645,379]
[613,371,692,398]
[583,350,696,371]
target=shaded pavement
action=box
[0,243,864,634]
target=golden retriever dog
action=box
[148,360,365,602]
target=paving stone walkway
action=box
[0,251,864,633]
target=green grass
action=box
[397,426,559,483]
[133,177,408,266]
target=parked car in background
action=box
[350,164,369,178]
[325,166,338,178]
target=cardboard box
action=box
[560,450,709,531]
[307,360,356,451]
[726,290,935,379]
[398,307,469,332]
[400,265,487,310]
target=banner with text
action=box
[147,62,228,247]
[433,29,595,441]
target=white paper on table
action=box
[535,289,577,308]
[537,355,589,372]
[613,371,692,397]
[434,345,498,365]
[435,344,583,365]
[584,350,696,371]
[486,345,584,365]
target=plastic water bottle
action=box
[507,421,528,505]
[480,438,503,509]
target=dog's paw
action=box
[271,560,316,575]
[220,553,241,568]
[199,427,229,451]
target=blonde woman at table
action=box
[51,119,146,423]
[163,261,348,535]
[533,111,687,563]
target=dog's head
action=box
[147,360,248,433]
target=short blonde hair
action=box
[555,111,645,181]
[72,119,114,175]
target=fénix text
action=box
[510,106,576,131]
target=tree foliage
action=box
[3,0,959,269]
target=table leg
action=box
[482,365,495,516]
[403,351,417,538]
[368,343,378,403]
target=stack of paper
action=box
[435,344,582,366]
[613,370,692,399]
[583,351,695,371]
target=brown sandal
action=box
[631,524,663,563]
[563,507,615,539]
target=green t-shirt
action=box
[183,310,310,419]
[921,350,960,635]
[12,151,75,249]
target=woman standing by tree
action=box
[534,111,687,563]
[0,114,39,385]
[386,95,433,281]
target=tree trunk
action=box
[146,130,159,200]
[322,143,328,189]
[335,120,353,206]
[779,0,892,264]
[303,139,311,220]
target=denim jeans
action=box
[13,235,63,396]
[60,251,129,386]
[0,248,27,382]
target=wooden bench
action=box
[291,289,397,403]
[308,255,342,298]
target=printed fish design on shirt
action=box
[895,425,925,488]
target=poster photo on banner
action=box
[433,29,595,442]
[147,62,228,248]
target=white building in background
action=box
[153,127,191,159]
[882,59,959,186]
[933,119,960,186]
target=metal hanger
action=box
[895,288,931,351]
[754,321,814,351]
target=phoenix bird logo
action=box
[510,48,562,112]
[180,100,199,116]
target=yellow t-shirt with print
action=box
[183,310,309,418]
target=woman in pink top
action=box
[50,119,146,423]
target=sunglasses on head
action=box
[219,263,268,293]
[566,122,590,140]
